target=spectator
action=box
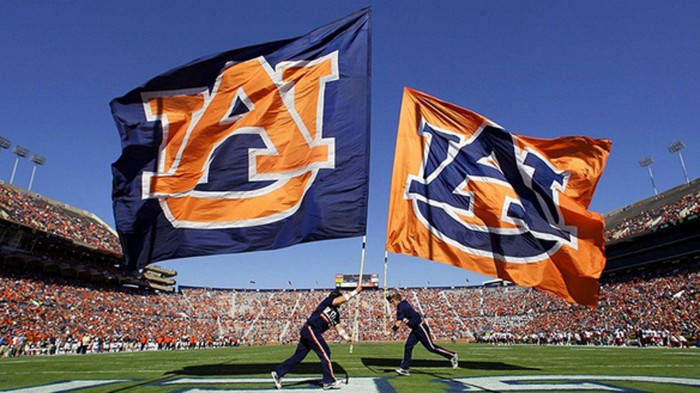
[1,259,696,356]
[0,183,122,255]
[605,190,700,241]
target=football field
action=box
[1,343,699,392]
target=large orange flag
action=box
[386,88,611,307]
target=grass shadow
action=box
[166,361,349,385]
[168,361,347,376]
[361,357,539,371]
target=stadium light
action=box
[667,141,690,185]
[0,136,10,150]
[638,156,658,196]
[9,145,28,185]
[28,154,46,191]
[0,136,10,181]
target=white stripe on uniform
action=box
[306,326,336,381]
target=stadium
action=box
[2,3,700,393]
[1,178,698,392]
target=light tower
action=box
[0,137,10,181]
[0,137,10,152]
[9,145,29,185]
[667,141,690,185]
[28,154,46,191]
[639,156,658,196]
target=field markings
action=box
[664,352,700,356]
[450,375,700,391]
[0,370,169,375]
[471,347,512,350]
[535,364,698,368]
[161,377,389,393]
[487,364,699,369]
[0,379,126,393]
[162,377,316,384]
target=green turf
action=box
[1,343,698,392]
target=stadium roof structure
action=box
[603,177,700,274]
[0,181,120,253]
[0,182,177,291]
[604,177,700,229]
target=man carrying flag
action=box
[271,284,362,390]
[386,292,458,375]
[386,88,611,307]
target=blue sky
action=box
[1,1,698,290]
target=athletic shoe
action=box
[450,353,459,369]
[322,380,342,390]
[271,371,282,389]
[395,368,410,376]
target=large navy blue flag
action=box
[111,9,370,270]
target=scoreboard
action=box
[335,273,379,288]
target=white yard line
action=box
[452,375,700,391]
[0,380,126,393]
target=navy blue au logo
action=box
[405,120,578,263]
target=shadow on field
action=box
[165,362,349,387]
[168,362,348,377]
[361,357,539,371]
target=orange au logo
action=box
[111,8,370,268]
[140,52,339,229]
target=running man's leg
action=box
[305,325,336,384]
[399,330,419,370]
[275,333,311,377]
[416,322,455,359]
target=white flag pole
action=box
[349,235,367,354]
[383,250,392,335]
[383,250,389,297]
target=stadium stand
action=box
[1,180,698,357]
[0,182,121,255]
[0,182,174,291]
[1,257,697,356]
[604,179,700,241]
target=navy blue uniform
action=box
[275,297,340,384]
[396,300,455,370]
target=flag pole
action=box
[383,250,392,335]
[349,235,366,354]
[383,250,388,297]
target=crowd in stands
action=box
[0,183,121,255]
[6,180,698,259]
[605,190,700,241]
[4,177,697,254]
[1,261,697,357]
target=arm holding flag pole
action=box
[349,235,367,354]
[332,283,362,306]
